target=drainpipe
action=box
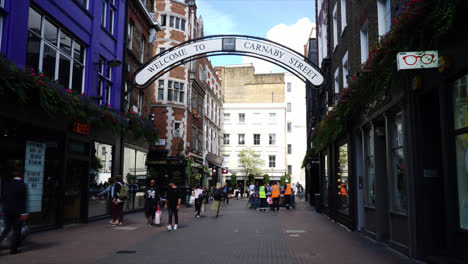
[119,0,129,178]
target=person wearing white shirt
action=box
[194,184,203,218]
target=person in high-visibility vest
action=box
[284,180,292,209]
[271,182,281,211]
[259,183,267,211]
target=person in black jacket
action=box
[165,182,181,231]
[0,168,28,254]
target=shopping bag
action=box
[267,197,272,205]
[201,202,206,214]
[154,206,161,225]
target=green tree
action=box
[239,147,264,179]
[263,174,270,184]
[230,174,237,186]
[280,173,291,186]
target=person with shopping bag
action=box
[144,179,160,226]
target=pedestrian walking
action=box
[144,179,160,226]
[165,182,182,231]
[211,183,223,217]
[111,175,128,226]
[223,182,230,204]
[259,183,267,211]
[248,181,255,207]
[0,168,28,255]
[284,180,292,209]
[194,184,203,218]
[271,182,280,211]
[299,184,304,200]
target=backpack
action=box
[118,183,129,200]
[213,189,222,200]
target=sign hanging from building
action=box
[24,141,46,213]
[396,51,438,71]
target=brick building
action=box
[146,0,222,191]
[310,0,468,262]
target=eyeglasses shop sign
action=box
[396,51,438,71]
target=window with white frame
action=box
[169,15,186,31]
[140,36,145,63]
[360,20,369,63]
[158,80,164,100]
[223,134,230,145]
[269,134,276,145]
[0,0,4,51]
[26,7,86,94]
[377,0,391,36]
[222,155,230,167]
[128,22,134,50]
[238,156,244,167]
[167,80,184,103]
[287,82,291,92]
[269,155,276,168]
[334,68,340,101]
[333,3,338,49]
[174,121,181,137]
[138,92,143,114]
[287,103,292,112]
[160,14,166,26]
[76,0,89,9]
[97,56,113,105]
[342,51,348,88]
[238,134,245,145]
[340,0,347,32]
[239,113,245,123]
[287,122,292,133]
[269,113,276,122]
[253,134,260,145]
[224,113,230,122]
[288,144,292,154]
[109,0,116,34]
[288,165,292,175]
[101,0,107,27]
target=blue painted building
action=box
[1,0,125,109]
[0,0,129,227]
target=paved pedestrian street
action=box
[1,200,417,264]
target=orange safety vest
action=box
[284,183,292,195]
[272,185,280,198]
[339,184,348,196]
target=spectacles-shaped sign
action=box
[397,51,438,71]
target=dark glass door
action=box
[63,159,88,224]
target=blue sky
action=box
[196,0,316,72]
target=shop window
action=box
[391,112,407,211]
[453,73,468,230]
[122,147,147,212]
[26,7,85,93]
[365,129,376,206]
[323,154,329,206]
[89,142,113,217]
[337,143,349,213]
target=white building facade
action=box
[220,103,286,183]
[285,73,307,187]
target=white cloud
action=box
[243,17,315,74]
[196,0,237,35]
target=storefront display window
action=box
[88,142,113,218]
[323,154,329,206]
[337,143,349,213]
[391,112,407,211]
[365,129,376,206]
[453,73,468,230]
[123,147,147,211]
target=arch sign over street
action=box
[134,35,324,88]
